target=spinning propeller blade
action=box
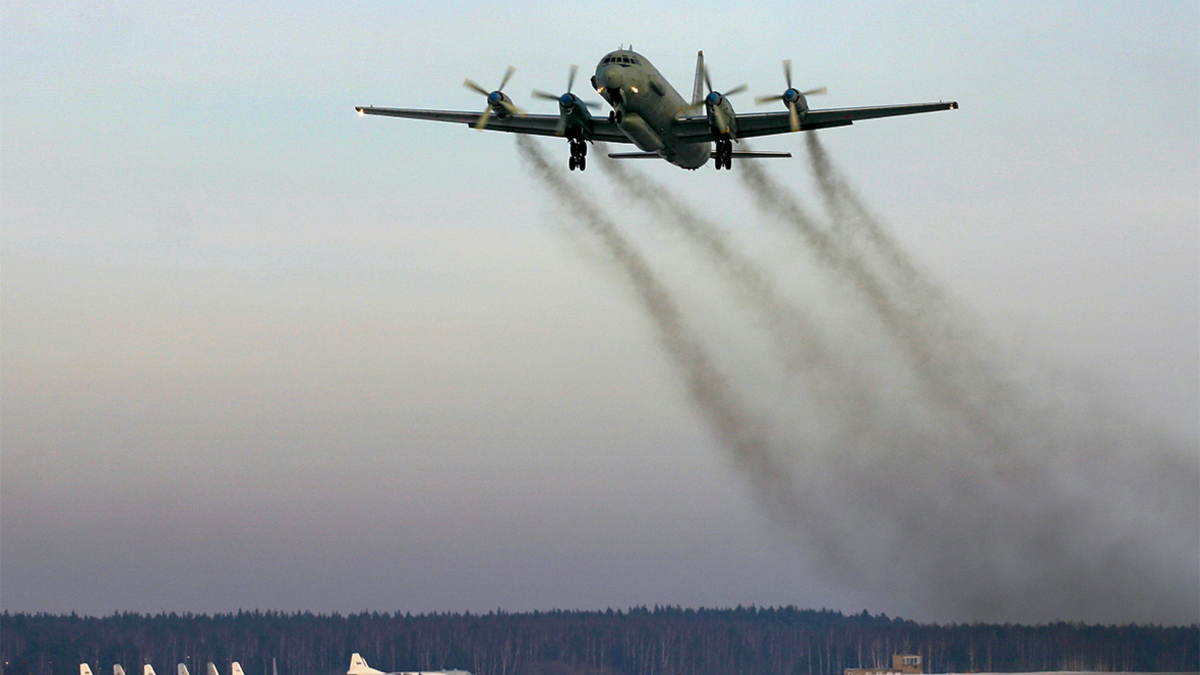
[755,60,825,131]
[464,66,523,130]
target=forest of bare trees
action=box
[2,608,1196,675]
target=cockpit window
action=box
[602,54,641,67]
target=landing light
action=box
[356,108,365,116]
[596,87,605,94]
[630,86,639,93]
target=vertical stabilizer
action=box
[692,51,705,106]
[272,659,278,675]
[82,665,95,675]
[145,666,157,675]
[207,664,219,675]
[114,666,127,675]
[347,655,382,675]
[179,665,191,675]
[231,664,245,675]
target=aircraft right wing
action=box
[671,101,958,142]
[355,107,632,144]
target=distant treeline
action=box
[2,608,1196,675]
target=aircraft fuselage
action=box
[592,50,711,169]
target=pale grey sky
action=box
[2,1,1197,624]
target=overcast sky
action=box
[2,1,1197,625]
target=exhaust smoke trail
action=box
[596,154,883,424]
[517,136,1198,623]
[513,136,829,536]
[735,141,1198,622]
[802,133,1027,428]
[738,157,1010,439]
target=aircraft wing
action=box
[355,106,632,143]
[671,101,958,142]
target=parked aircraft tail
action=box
[81,665,94,675]
[231,663,245,675]
[206,664,219,675]
[145,665,157,675]
[115,666,127,675]
[178,664,191,675]
[348,655,383,675]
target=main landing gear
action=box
[568,138,588,171]
[713,137,733,170]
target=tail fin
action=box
[144,665,157,675]
[115,666,127,675]
[692,51,705,107]
[231,663,245,675]
[348,654,379,675]
[178,665,191,675]
[81,665,95,675]
[272,659,278,675]
[207,664,219,675]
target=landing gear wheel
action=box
[568,139,588,171]
[713,138,733,170]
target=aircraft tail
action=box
[348,654,383,675]
[179,665,191,675]
[81,665,95,675]
[692,51,705,106]
[145,665,157,675]
[207,664,219,675]
[115,666,127,675]
[231,663,245,675]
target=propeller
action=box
[686,65,748,135]
[532,65,602,136]
[464,66,526,130]
[754,60,825,132]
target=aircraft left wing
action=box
[354,107,632,144]
[672,101,958,142]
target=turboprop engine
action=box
[754,59,826,132]
[464,66,526,130]
[532,65,603,171]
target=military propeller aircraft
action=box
[355,49,956,171]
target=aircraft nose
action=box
[598,65,624,89]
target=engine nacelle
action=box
[705,93,738,138]
[782,88,809,115]
[488,90,516,117]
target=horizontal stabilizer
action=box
[608,150,792,161]
[724,151,792,158]
[607,152,663,159]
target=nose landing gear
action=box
[568,138,588,171]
